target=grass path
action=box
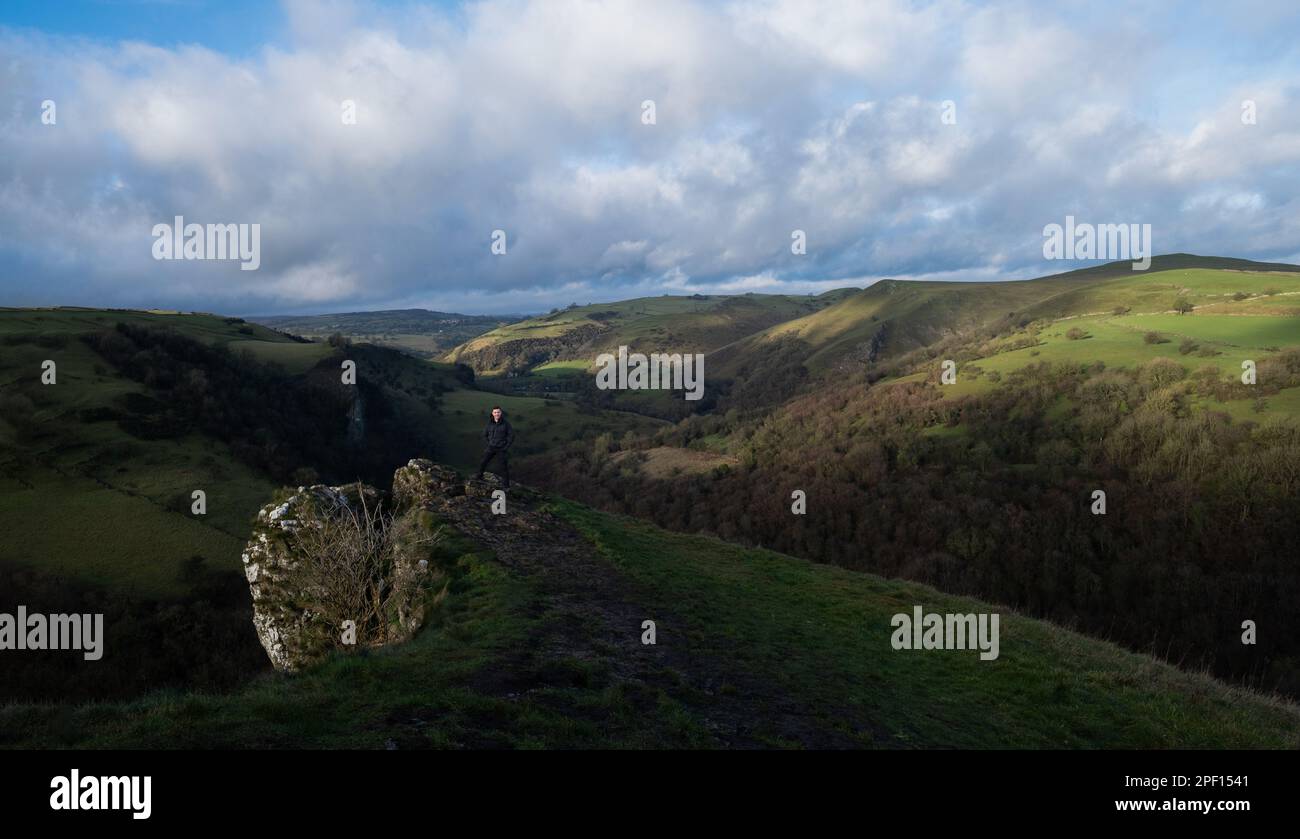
[3,471,1296,748]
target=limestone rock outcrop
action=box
[242,470,445,671]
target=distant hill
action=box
[442,290,858,375]
[710,254,1300,383]
[524,256,1300,697]
[251,308,513,359]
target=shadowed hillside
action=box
[2,466,1295,749]
[0,308,662,702]
[524,260,1300,697]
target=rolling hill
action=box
[3,254,1298,747]
[442,290,858,376]
[0,308,659,594]
[520,257,1300,698]
[712,255,1300,380]
[251,308,512,359]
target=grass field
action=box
[1121,313,1300,349]
[980,316,1259,377]
[561,503,1299,748]
[2,495,1294,748]
[0,308,290,345]
[0,313,292,595]
[532,359,590,376]
[3,284,1299,747]
[0,468,252,598]
[880,276,1300,423]
[224,339,332,374]
[1194,387,1300,423]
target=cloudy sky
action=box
[2,0,1299,315]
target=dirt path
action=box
[392,463,891,748]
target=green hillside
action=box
[0,308,655,597]
[0,310,304,597]
[3,267,1298,746]
[444,290,857,375]
[885,269,1300,418]
[2,490,1294,749]
[712,256,1300,379]
[0,308,667,704]
[522,259,1300,699]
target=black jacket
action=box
[483,415,515,450]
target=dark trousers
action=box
[477,447,510,485]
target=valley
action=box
[3,253,1299,746]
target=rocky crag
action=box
[242,474,441,671]
[244,459,877,746]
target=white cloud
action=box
[1,0,1298,315]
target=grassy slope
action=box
[726,276,1060,372]
[444,290,857,374]
[889,271,1300,420]
[0,310,291,596]
[2,496,1294,749]
[0,309,663,595]
[714,257,1300,376]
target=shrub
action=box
[1066,327,1087,340]
[1179,339,1198,355]
[1138,357,1187,389]
[1143,331,1162,344]
[290,489,445,648]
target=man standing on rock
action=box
[476,406,514,488]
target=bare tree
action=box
[290,486,443,648]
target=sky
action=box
[1,0,1299,316]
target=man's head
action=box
[491,407,503,422]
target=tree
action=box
[1173,297,1194,315]
[292,488,444,647]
